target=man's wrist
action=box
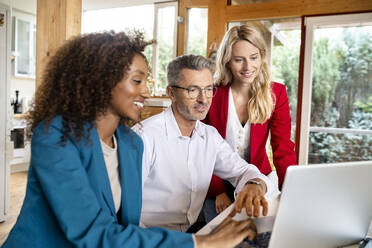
[245,179,265,192]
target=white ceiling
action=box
[0,0,173,15]
[82,0,173,11]
[0,0,36,14]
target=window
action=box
[12,10,36,78]
[299,13,372,164]
[82,2,178,95]
[152,2,177,93]
[186,8,208,57]
[271,20,301,142]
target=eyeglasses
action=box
[171,85,217,99]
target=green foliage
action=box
[355,96,372,113]
[334,28,372,126]
[309,110,372,163]
[156,36,173,89]
[272,30,300,124]
[308,31,372,162]
[310,38,340,126]
[187,36,207,57]
[274,27,371,164]
[343,111,372,161]
[309,108,340,163]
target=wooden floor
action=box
[0,171,28,245]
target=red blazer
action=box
[204,82,296,196]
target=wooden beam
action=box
[66,0,82,38]
[36,0,82,88]
[182,0,209,8]
[226,0,372,22]
[207,0,227,57]
[177,0,187,56]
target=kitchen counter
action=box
[144,97,171,108]
[141,97,171,121]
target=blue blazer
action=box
[2,117,193,248]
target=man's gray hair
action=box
[167,54,213,86]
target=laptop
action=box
[268,161,372,248]
[197,161,372,248]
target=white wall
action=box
[0,0,36,113]
[0,0,36,14]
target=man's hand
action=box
[194,216,257,248]
[232,178,268,217]
[215,192,232,213]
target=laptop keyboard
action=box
[235,231,272,248]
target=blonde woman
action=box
[203,25,296,222]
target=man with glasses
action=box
[133,55,274,237]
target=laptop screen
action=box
[269,161,372,248]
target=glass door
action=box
[299,13,372,164]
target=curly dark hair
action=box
[27,31,153,144]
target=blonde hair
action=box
[214,25,274,124]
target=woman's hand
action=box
[194,216,257,248]
[215,192,232,213]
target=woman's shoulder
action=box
[33,116,63,137]
[216,83,231,91]
[31,116,71,149]
[271,81,285,90]
[271,81,287,97]
[33,116,97,146]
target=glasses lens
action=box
[205,87,214,98]
[186,86,216,98]
[188,87,199,98]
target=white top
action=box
[133,107,274,232]
[100,135,121,213]
[225,88,251,161]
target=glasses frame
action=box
[171,85,217,99]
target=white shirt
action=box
[225,89,280,188]
[225,88,251,161]
[100,135,121,213]
[133,107,274,232]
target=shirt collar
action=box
[193,119,206,139]
[164,106,206,140]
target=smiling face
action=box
[168,68,213,123]
[110,54,150,121]
[228,40,262,85]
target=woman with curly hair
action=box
[3,31,190,247]
[2,31,258,248]
[202,25,297,222]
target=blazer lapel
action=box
[90,127,117,219]
[116,126,142,225]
